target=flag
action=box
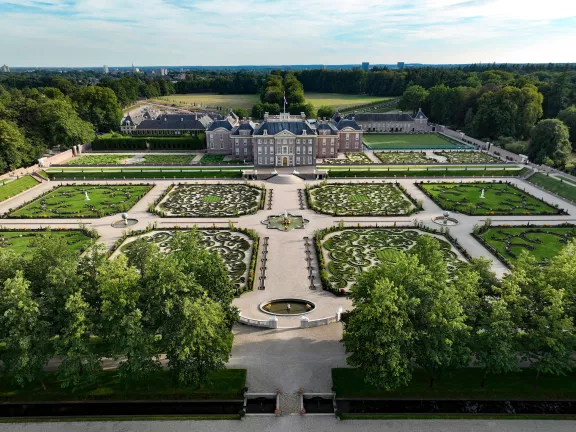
[283,92,288,105]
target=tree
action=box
[545,239,576,320]
[398,85,429,114]
[71,86,122,133]
[38,99,95,149]
[232,107,249,119]
[0,271,51,387]
[164,295,233,386]
[55,290,101,390]
[0,119,27,172]
[526,119,572,167]
[317,105,335,119]
[558,106,576,149]
[97,255,160,384]
[343,278,415,390]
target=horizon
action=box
[1,0,576,67]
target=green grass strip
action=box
[47,170,243,180]
[327,168,527,178]
[0,176,40,203]
[0,369,246,402]
[332,368,576,400]
[528,173,576,202]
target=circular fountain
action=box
[259,298,316,316]
[432,210,459,226]
[111,212,139,228]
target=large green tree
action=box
[317,105,336,120]
[399,85,429,114]
[526,118,572,167]
[71,86,122,132]
[558,106,576,149]
[38,99,95,149]
[0,119,28,172]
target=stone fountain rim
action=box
[258,298,317,316]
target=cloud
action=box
[0,0,575,66]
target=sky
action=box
[1,0,576,67]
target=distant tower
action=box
[1,64,10,73]
[103,65,109,74]
[361,62,369,72]
[132,63,135,74]
[397,62,405,70]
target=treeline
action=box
[99,76,175,107]
[343,232,576,390]
[0,230,236,390]
[174,71,266,95]
[251,71,315,118]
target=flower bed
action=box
[374,151,435,164]
[434,151,502,164]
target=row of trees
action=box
[0,230,236,390]
[343,234,576,390]
[254,71,315,118]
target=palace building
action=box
[332,109,429,133]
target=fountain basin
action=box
[111,219,139,228]
[259,298,316,316]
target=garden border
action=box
[3,183,154,219]
[416,180,567,216]
[305,181,423,217]
[149,182,266,218]
[313,224,472,295]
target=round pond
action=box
[259,298,316,316]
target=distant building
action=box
[397,62,405,70]
[158,68,168,76]
[103,65,109,74]
[361,62,370,72]
[333,109,429,133]
[177,72,186,80]
[1,64,10,73]
[120,107,223,136]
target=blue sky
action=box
[1,0,576,67]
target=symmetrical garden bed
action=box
[315,227,466,293]
[306,182,421,216]
[434,151,502,164]
[153,183,264,217]
[0,228,96,257]
[114,228,258,293]
[473,224,576,267]
[417,181,564,216]
[64,154,134,165]
[374,151,435,164]
[7,184,152,218]
[323,153,373,165]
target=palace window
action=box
[258,157,262,164]
[258,147,262,154]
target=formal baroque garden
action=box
[116,228,257,293]
[434,151,503,164]
[306,182,421,216]
[153,183,264,217]
[374,151,435,164]
[322,153,373,165]
[64,154,195,165]
[417,181,564,216]
[363,133,471,150]
[7,184,153,218]
[316,228,464,292]
[0,229,96,257]
[474,223,576,266]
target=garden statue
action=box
[84,191,90,201]
[122,212,128,225]
[480,189,485,199]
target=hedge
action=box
[92,134,206,151]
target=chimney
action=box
[164,117,167,121]
[264,112,269,121]
[181,118,183,121]
[301,112,306,119]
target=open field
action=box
[333,368,576,400]
[364,133,470,150]
[153,92,392,110]
[528,173,576,202]
[0,369,246,402]
[418,182,561,216]
[0,176,40,203]
[0,230,94,257]
[478,226,576,265]
[9,184,152,218]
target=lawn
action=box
[418,182,561,215]
[137,154,195,165]
[0,369,246,402]
[332,368,576,400]
[9,184,152,218]
[46,169,243,180]
[0,230,94,257]
[325,167,527,178]
[64,155,134,165]
[364,134,470,150]
[0,176,40,203]
[478,226,576,265]
[528,173,576,202]
[435,151,502,164]
[154,93,391,110]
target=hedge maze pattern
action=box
[418,182,561,216]
[375,151,434,164]
[9,185,151,218]
[308,183,416,216]
[119,230,253,291]
[434,151,502,164]
[321,229,462,290]
[157,184,261,217]
[322,152,373,165]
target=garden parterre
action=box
[434,151,503,164]
[117,229,256,293]
[418,181,563,216]
[374,151,434,164]
[322,152,373,165]
[64,154,134,165]
[318,228,464,291]
[154,183,263,217]
[306,182,419,216]
[476,225,576,266]
[7,184,152,218]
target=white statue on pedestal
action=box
[84,191,90,201]
[480,189,485,199]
